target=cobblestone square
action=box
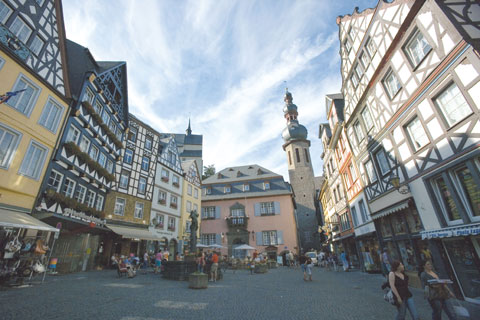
[1,266,478,320]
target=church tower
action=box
[282,89,319,252]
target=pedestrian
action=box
[331,253,339,272]
[306,256,313,281]
[382,247,392,276]
[340,251,349,272]
[389,260,419,320]
[163,250,169,261]
[420,260,457,320]
[210,251,219,282]
[196,252,205,273]
[299,253,308,281]
[154,249,162,274]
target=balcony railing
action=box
[226,216,249,228]
[0,25,30,62]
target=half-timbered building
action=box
[104,114,160,259]
[179,159,201,254]
[150,134,184,258]
[34,39,128,272]
[0,0,69,238]
[337,0,480,297]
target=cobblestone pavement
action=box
[0,266,478,320]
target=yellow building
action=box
[0,0,70,217]
[179,160,201,253]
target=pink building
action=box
[200,165,299,261]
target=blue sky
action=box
[63,0,378,181]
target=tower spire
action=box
[186,118,192,136]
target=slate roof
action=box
[202,164,281,184]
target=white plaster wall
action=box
[410,178,441,230]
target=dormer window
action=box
[243,184,250,192]
[237,171,243,177]
[217,173,222,179]
[206,187,211,195]
[224,185,231,193]
[257,169,264,175]
[263,181,270,190]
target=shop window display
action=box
[392,214,407,235]
[380,216,393,237]
[398,240,416,271]
[443,238,480,302]
[405,209,423,233]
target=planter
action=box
[254,264,268,274]
[189,272,208,289]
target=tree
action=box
[202,164,215,180]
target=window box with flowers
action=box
[167,226,175,231]
[161,176,169,183]
[172,182,179,188]
[170,202,178,209]
[159,199,166,205]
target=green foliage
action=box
[202,164,215,180]
[81,101,123,149]
[45,189,102,218]
[63,142,115,182]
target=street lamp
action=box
[389,173,410,194]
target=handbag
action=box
[384,288,396,305]
[32,261,46,273]
[428,284,449,300]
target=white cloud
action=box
[62,0,377,181]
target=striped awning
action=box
[371,200,409,220]
[107,224,163,241]
[421,223,480,240]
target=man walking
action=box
[340,251,349,272]
[299,253,308,281]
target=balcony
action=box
[226,216,249,228]
[0,25,30,62]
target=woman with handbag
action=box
[420,260,457,320]
[389,260,419,320]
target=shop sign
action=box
[421,223,480,239]
[63,208,106,226]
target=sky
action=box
[62,0,378,181]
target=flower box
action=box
[172,182,179,188]
[170,203,177,209]
[159,199,166,205]
[161,177,169,182]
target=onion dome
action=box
[282,89,308,143]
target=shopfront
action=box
[373,199,425,286]
[422,223,480,304]
[0,208,59,285]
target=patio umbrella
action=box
[209,244,225,249]
[196,244,209,248]
[234,244,256,250]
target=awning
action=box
[0,208,59,233]
[421,223,480,240]
[107,224,162,241]
[332,232,354,242]
[371,200,409,220]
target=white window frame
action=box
[101,110,110,125]
[47,169,63,192]
[403,29,431,68]
[18,140,47,180]
[260,202,275,215]
[10,16,32,44]
[224,185,231,193]
[38,97,64,133]
[451,166,480,222]
[85,190,96,208]
[0,123,21,169]
[434,82,472,128]
[382,69,402,99]
[365,37,375,58]
[170,195,178,205]
[432,176,462,226]
[79,135,90,153]
[134,202,144,219]
[243,184,250,192]
[351,206,359,227]
[375,149,391,176]
[194,188,198,199]
[359,199,368,223]
[168,216,175,230]
[138,176,147,194]
[155,214,164,229]
[98,152,106,168]
[353,120,365,143]
[95,194,104,211]
[83,87,95,105]
[106,160,113,174]
[114,197,126,216]
[187,201,192,213]
[7,75,41,117]
[202,206,216,219]
[66,125,80,144]
[262,230,278,246]
[128,127,137,142]
[405,116,429,151]
[63,178,76,198]
[263,181,270,190]
[119,170,129,189]
[29,35,44,56]
[74,184,87,203]
[193,204,198,212]
[158,190,167,204]
[108,119,116,135]
[0,1,13,24]
[361,106,374,132]
[364,160,377,183]
[187,184,192,195]
[89,145,99,161]
[124,148,134,164]
[172,175,179,186]
[145,137,153,150]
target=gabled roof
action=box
[65,40,129,124]
[203,164,281,184]
[325,93,344,122]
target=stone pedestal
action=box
[254,264,268,274]
[189,273,208,289]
